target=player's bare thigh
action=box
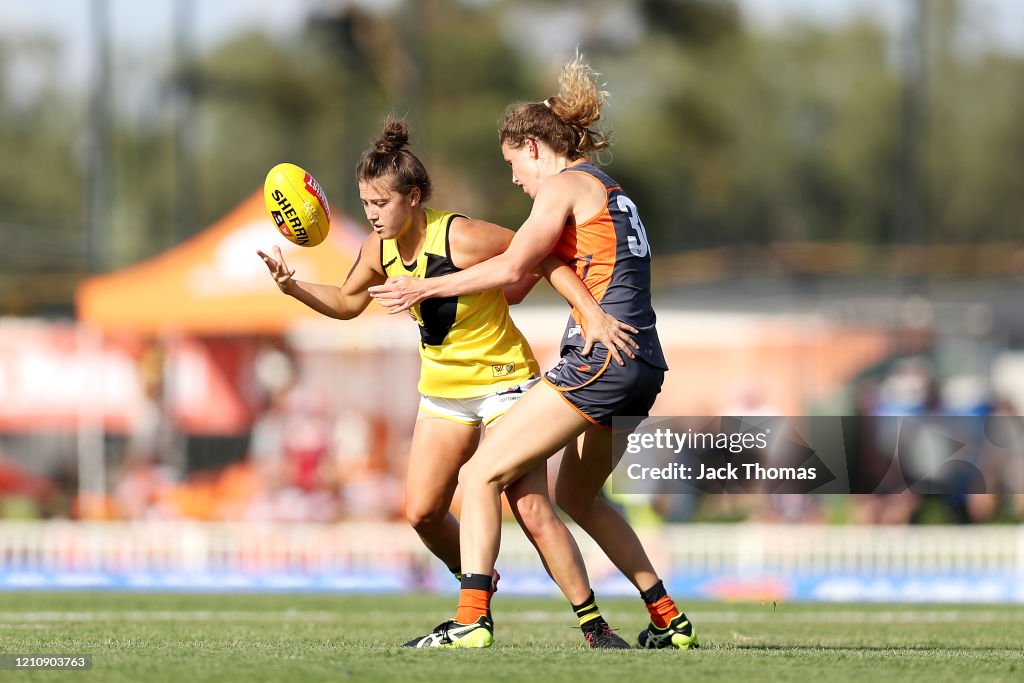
[405,417,480,516]
[556,425,615,498]
[461,381,590,490]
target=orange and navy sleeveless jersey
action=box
[381,207,539,398]
[553,161,668,370]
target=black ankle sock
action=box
[640,579,668,606]
[460,572,494,592]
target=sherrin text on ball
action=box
[263,162,331,247]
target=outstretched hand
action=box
[256,245,295,292]
[581,312,639,366]
[368,276,428,314]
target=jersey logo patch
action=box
[491,362,516,377]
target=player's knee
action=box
[458,458,504,491]
[514,495,557,537]
[405,501,446,531]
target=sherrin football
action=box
[263,162,331,247]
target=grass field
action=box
[1,593,1022,682]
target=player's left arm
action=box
[541,256,637,364]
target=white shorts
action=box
[418,377,540,427]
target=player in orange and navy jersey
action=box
[259,117,637,649]
[371,55,699,650]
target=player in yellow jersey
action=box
[257,118,636,648]
[379,205,537,400]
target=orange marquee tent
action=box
[76,191,382,335]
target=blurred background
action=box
[1,0,1023,602]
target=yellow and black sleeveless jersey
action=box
[380,207,540,398]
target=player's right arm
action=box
[369,173,577,311]
[256,234,386,321]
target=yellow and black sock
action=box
[640,580,681,629]
[572,590,605,633]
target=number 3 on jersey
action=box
[616,195,651,257]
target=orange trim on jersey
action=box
[556,169,619,305]
[544,377,602,426]
[562,168,618,227]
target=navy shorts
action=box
[543,345,665,427]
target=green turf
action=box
[1,593,1021,682]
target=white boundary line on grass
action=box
[2,609,1023,624]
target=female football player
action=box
[371,56,699,650]
[258,117,636,648]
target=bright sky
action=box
[743,0,1024,52]
[3,0,1024,93]
[1,0,312,89]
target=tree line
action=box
[1,0,1022,315]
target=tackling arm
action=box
[368,179,572,312]
[445,216,545,305]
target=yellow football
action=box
[263,162,331,247]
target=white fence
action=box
[1,521,1022,601]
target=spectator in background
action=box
[247,373,342,523]
[248,344,297,492]
[113,342,181,520]
[333,412,403,521]
[849,358,936,524]
[969,395,1024,523]
[128,342,184,474]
